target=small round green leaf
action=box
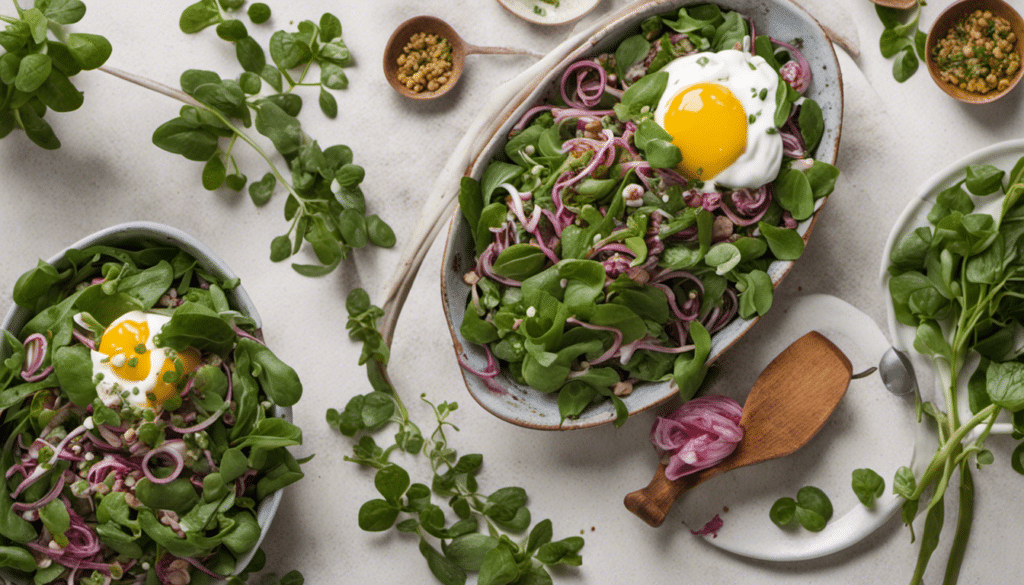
[769,497,796,527]
[374,464,410,502]
[216,19,248,42]
[366,215,397,248]
[15,54,52,93]
[357,499,399,532]
[202,154,226,190]
[248,3,272,24]
[66,33,112,70]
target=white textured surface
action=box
[1,1,1023,583]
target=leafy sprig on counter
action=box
[0,0,396,276]
[769,486,833,532]
[0,0,112,149]
[876,0,926,82]
[153,1,395,276]
[328,289,585,585]
[887,157,1024,584]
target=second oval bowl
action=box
[441,0,844,430]
[0,222,288,583]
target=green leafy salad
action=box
[887,157,1024,584]
[0,242,306,584]
[456,4,839,425]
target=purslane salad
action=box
[457,4,839,424]
[0,243,305,584]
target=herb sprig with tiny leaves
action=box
[153,1,396,276]
[876,0,927,83]
[0,0,112,149]
[328,289,585,585]
[0,0,396,276]
[886,157,1024,585]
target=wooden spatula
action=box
[624,331,853,528]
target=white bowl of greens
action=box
[0,222,303,584]
[441,0,843,430]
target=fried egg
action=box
[90,311,200,410]
[653,49,782,191]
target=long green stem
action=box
[910,404,1000,500]
[97,66,310,214]
[943,461,973,585]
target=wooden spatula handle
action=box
[623,464,703,527]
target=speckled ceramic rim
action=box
[0,221,287,581]
[440,0,844,430]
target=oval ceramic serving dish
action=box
[441,0,844,430]
[0,222,286,582]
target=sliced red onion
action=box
[457,343,500,380]
[650,395,744,480]
[71,329,97,350]
[168,405,227,435]
[773,38,811,94]
[14,424,87,498]
[560,60,607,109]
[651,283,700,322]
[567,317,622,365]
[183,556,226,579]
[553,108,615,124]
[720,185,772,227]
[690,514,724,537]
[20,333,51,382]
[633,340,695,355]
[11,470,67,513]
[142,440,187,484]
[511,104,556,133]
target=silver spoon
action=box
[879,347,918,396]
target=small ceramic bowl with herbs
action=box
[925,0,1024,104]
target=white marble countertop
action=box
[1,0,1023,583]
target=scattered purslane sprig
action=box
[851,467,886,507]
[0,0,112,149]
[886,156,1024,584]
[328,289,585,585]
[876,0,927,83]
[155,0,396,276]
[769,486,833,532]
[0,0,396,277]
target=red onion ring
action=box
[142,440,187,484]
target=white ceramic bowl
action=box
[441,0,844,430]
[0,221,286,581]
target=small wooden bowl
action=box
[383,16,466,100]
[925,0,1024,104]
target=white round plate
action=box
[671,294,927,561]
[880,139,1024,436]
[496,0,602,26]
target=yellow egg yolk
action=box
[661,82,748,182]
[98,318,201,408]
[98,318,152,382]
[150,348,201,408]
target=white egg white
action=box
[653,49,782,192]
[90,311,172,408]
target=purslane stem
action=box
[909,403,1000,501]
[97,65,309,212]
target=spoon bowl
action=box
[624,331,852,528]
[383,15,542,100]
